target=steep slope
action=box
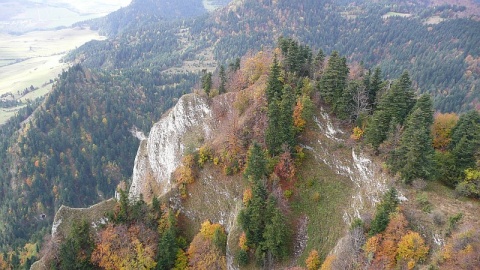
[0,64,196,255]
[30,46,480,269]
[130,94,213,200]
[72,0,480,111]
[123,77,393,268]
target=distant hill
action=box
[0,0,129,34]
[73,0,480,112]
[86,0,224,36]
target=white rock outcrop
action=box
[129,94,213,200]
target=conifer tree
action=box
[58,220,95,270]
[244,142,267,181]
[238,178,268,248]
[218,65,226,94]
[202,72,212,96]
[262,198,289,260]
[156,210,179,270]
[156,229,178,270]
[318,51,348,106]
[388,71,416,125]
[335,80,357,120]
[364,109,390,150]
[389,95,434,183]
[364,71,416,150]
[312,49,325,79]
[266,55,283,104]
[279,85,296,150]
[369,188,399,236]
[369,67,382,110]
[265,95,282,155]
[448,110,480,183]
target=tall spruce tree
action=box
[58,220,96,270]
[279,85,296,150]
[266,55,283,104]
[266,95,282,155]
[262,197,289,260]
[156,210,179,270]
[318,51,348,107]
[312,49,325,79]
[364,71,416,150]
[219,65,226,94]
[368,67,382,111]
[238,177,268,248]
[448,110,480,183]
[388,71,416,124]
[244,142,267,181]
[390,95,435,183]
[202,72,212,96]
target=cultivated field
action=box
[382,12,412,19]
[0,0,133,125]
[0,27,106,124]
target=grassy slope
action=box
[292,150,353,263]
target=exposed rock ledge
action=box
[129,93,221,202]
[31,199,117,270]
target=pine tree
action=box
[238,178,268,248]
[244,142,267,181]
[364,109,390,150]
[218,65,226,94]
[369,188,399,236]
[156,210,178,270]
[279,85,296,150]
[266,55,283,104]
[388,71,416,125]
[364,72,416,150]
[156,228,178,270]
[335,80,357,121]
[312,49,325,79]
[202,72,212,96]
[318,51,348,107]
[265,95,282,155]
[390,95,434,183]
[448,110,480,183]
[369,67,382,111]
[58,220,96,270]
[262,198,289,260]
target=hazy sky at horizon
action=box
[0,0,133,33]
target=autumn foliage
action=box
[431,112,459,151]
[91,224,158,270]
[396,231,429,269]
[440,228,480,269]
[274,150,296,182]
[187,221,227,270]
[320,254,335,270]
[305,249,321,270]
[364,211,429,269]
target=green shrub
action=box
[416,192,432,213]
[236,249,249,266]
[284,189,293,199]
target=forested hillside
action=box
[29,38,480,270]
[0,0,479,268]
[86,0,207,36]
[72,0,480,112]
[0,66,198,263]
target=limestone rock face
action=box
[129,94,213,201]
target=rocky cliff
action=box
[32,88,395,269]
[129,94,213,201]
